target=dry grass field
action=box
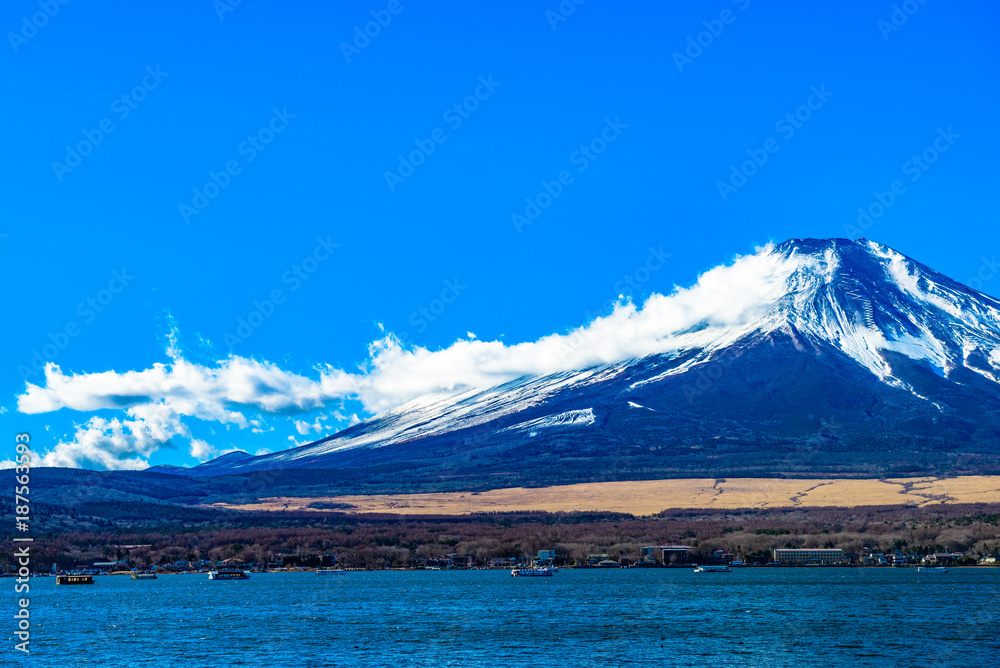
[209,475,1000,516]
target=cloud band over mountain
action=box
[10,243,822,469]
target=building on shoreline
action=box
[922,552,965,564]
[91,560,129,572]
[773,548,844,565]
[640,545,693,565]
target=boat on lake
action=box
[511,568,554,577]
[916,566,948,573]
[208,570,249,580]
[694,565,732,573]
[56,575,94,585]
[316,569,345,575]
[131,572,157,580]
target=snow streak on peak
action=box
[760,238,1000,389]
[499,408,596,436]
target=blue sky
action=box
[2,0,998,469]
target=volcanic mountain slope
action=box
[146,450,253,476]
[157,238,1000,488]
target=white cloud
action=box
[17,354,354,419]
[190,439,217,461]
[31,409,183,471]
[16,244,802,469]
[294,418,319,435]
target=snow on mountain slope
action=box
[155,238,1000,476]
[774,240,1000,388]
[253,365,629,465]
[499,408,596,436]
[626,238,1000,395]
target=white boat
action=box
[916,566,948,573]
[131,572,157,580]
[694,565,732,573]
[511,568,554,577]
[208,570,249,580]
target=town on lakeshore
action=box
[5,545,997,579]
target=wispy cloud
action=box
[294,417,327,435]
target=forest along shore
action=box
[2,502,998,573]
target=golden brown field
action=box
[208,475,1000,516]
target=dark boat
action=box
[208,570,249,580]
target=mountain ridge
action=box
[148,238,1000,483]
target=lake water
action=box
[11,568,999,666]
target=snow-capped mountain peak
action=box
[754,239,1000,388]
[154,239,1000,477]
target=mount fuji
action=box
[153,238,1000,489]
